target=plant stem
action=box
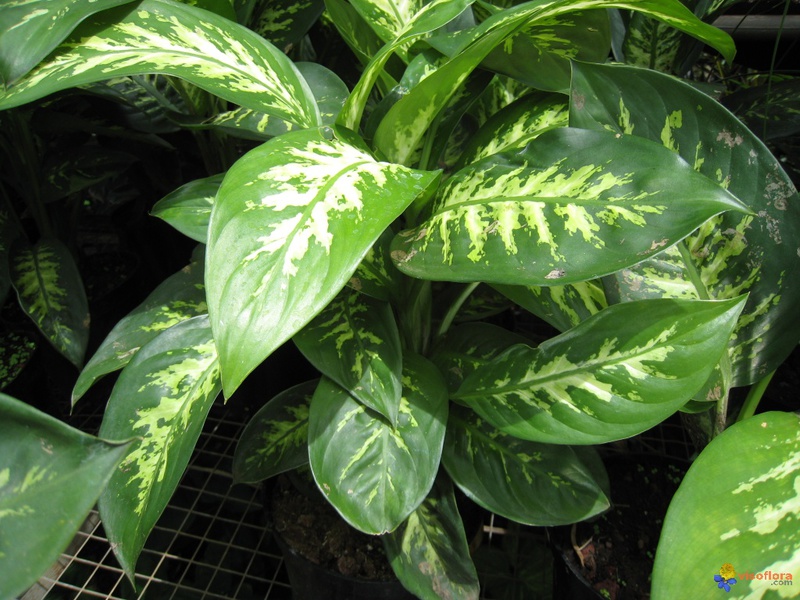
[436,282,480,340]
[736,370,776,423]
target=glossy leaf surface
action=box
[151,174,222,243]
[652,412,800,599]
[206,126,439,395]
[72,252,207,404]
[371,0,733,164]
[391,127,747,286]
[308,354,448,534]
[454,297,746,444]
[294,288,403,425]
[384,477,480,600]
[10,238,89,368]
[0,394,131,600]
[98,315,220,578]
[0,0,134,86]
[0,0,320,128]
[233,380,317,483]
[443,406,609,525]
[571,61,800,385]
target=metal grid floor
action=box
[21,399,293,600]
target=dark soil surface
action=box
[270,476,397,581]
[569,457,686,599]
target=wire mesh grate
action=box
[21,399,293,600]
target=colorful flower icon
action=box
[720,563,736,580]
[715,573,738,592]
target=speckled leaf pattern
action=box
[0,332,36,390]
[456,91,569,168]
[492,280,607,332]
[249,0,324,48]
[390,127,747,286]
[10,238,89,368]
[98,315,220,578]
[652,412,800,599]
[347,228,403,301]
[0,0,134,86]
[430,322,530,393]
[370,0,734,165]
[453,297,746,445]
[308,354,448,534]
[232,380,318,483]
[570,61,800,385]
[443,406,609,525]
[0,0,320,129]
[151,174,222,243]
[294,288,403,425]
[622,11,685,73]
[384,477,480,600]
[206,126,439,395]
[0,394,132,600]
[72,251,207,405]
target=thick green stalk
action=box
[736,370,776,423]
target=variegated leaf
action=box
[338,0,475,131]
[0,0,320,129]
[347,227,403,301]
[151,174,222,243]
[10,238,89,368]
[652,412,800,599]
[443,406,610,525]
[72,250,207,404]
[570,61,800,385]
[370,0,734,164]
[232,380,318,483]
[294,288,403,425]
[430,322,530,393]
[308,353,448,534]
[206,126,440,395]
[492,280,607,332]
[384,476,480,600]
[456,90,569,169]
[98,315,221,578]
[249,0,324,49]
[0,0,134,86]
[453,297,747,445]
[349,0,426,51]
[390,127,747,286]
[0,393,132,600]
[622,11,686,73]
[0,332,36,390]
[41,146,136,203]
[722,77,800,142]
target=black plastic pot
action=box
[273,528,416,600]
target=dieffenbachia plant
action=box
[2,0,798,598]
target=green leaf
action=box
[443,406,609,525]
[722,77,800,142]
[370,0,734,165]
[0,394,132,600]
[0,0,320,128]
[0,331,36,390]
[72,251,207,404]
[294,288,403,425]
[492,280,607,332]
[652,412,800,599]
[430,322,530,393]
[98,315,220,579]
[40,146,137,203]
[206,126,440,395]
[151,174,222,243]
[570,61,800,385]
[308,353,448,534]
[384,476,480,600]
[456,90,569,169]
[390,127,747,286]
[248,0,324,49]
[0,0,135,86]
[233,380,317,483]
[453,297,747,445]
[10,238,89,368]
[347,227,403,302]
